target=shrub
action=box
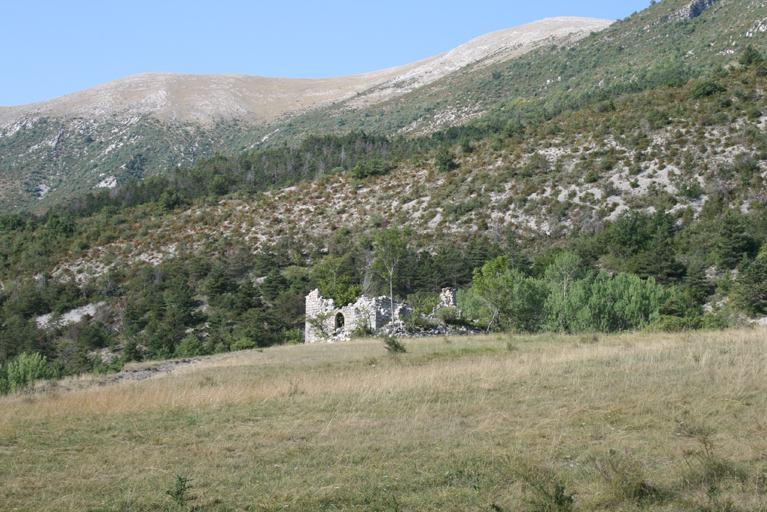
[435,306,460,325]
[740,44,764,67]
[646,109,671,130]
[175,334,204,357]
[349,159,393,179]
[689,80,725,99]
[406,290,440,317]
[682,436,746,487]
[166,474,194,507]
[3,352,48,394]
[282,329,302,345]
[584,170,599,183]
[381,334,406,354]
[434,148,458,173]
[230,337,257,351]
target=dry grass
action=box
[2,329,767,511]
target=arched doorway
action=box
[335,312,345,329]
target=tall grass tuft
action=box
[1,352,48,394]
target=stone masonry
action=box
[305,289,412,343]
[433,287,458,312]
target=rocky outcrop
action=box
[670,0,719,22]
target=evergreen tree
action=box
[434,148,458,172]
[684,259,712,305]
[261,268,288,302]
[504,236,532,275]
[737,257,767,315]
[205,264,234,299]
[716,211,751,270]
[434,245,465,289]
[465,237,498,277]
[236,278,263,313]
[414,251,440,293]
[166,278,196,325]
[629,233,685,285]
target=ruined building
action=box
[304,288,458,343]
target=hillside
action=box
[1,0,767,390]
[0,17,610,213]
[3,0,766,215]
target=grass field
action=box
[1,329,767,511]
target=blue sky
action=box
[2,0,652,107]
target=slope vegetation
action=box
[0,18,610,213]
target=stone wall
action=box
[304,290,413,343]
[437,287,457,309]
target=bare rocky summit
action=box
[0,17,611,128]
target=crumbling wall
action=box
[304,289,413,343]
[436,287,457,309]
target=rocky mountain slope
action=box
[0,18,610,126]
[0,18,610,213]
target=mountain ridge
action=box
[0,17,611,127]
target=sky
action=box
[2,0,652,107]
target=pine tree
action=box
[236,278,263,313]
[737,257,767,315]
[684,259,712,305]
[716,211,751,270]
[205,264,234,299]
[434,148,458,172]
[261,268,288,302]
[629,233,684,285]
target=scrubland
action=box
[1,329,767,511]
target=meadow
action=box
[1,329,766,511]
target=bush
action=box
[514,461,575,512]
[381,334,406,354]
[653,315,700,332]
[3,352,48,394]
[175,334,204,357]
[230,337,257,351]
[349,159,393,179]
[646,109,671,130]
[282,329,302,345]
[434,148,458,173]
[406,290,440,317]
[740,44,764,67]
[689,80,725,99]
[435,306,460,325]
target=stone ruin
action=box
[433,287,458,315]
[304,287,459,343]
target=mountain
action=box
[1,0,767,377]
[0,18,612,127]
[0,17,611,213]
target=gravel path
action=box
[109,358,205,384]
